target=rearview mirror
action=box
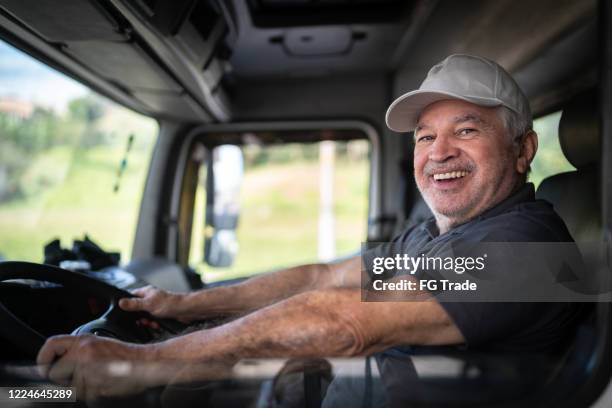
[204,145,243,267]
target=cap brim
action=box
[385,90,503,133]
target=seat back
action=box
[536,91,601,254]
[535,92,601,399]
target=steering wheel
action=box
[0,261,188,359]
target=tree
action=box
[68,95,104,124]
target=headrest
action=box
[558,91,600,168]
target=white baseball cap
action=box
[385,54,531,132]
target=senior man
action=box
[37,54,584,398]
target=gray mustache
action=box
[423,161,476,177]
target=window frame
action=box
[165,120,382,272]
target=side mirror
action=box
[204,145,243,267]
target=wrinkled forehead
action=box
[415,112,494,133]
[415,100,501,133]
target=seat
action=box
[532,92,602,406]
[536,91,601,253]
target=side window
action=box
[530,110,575,187]
[189,138,370,282]
[0,40,158,262]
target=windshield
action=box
[0,40,158,263]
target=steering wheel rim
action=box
[0,261,186,359]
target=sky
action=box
[0,40,87,112]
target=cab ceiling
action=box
[0,0,598,123]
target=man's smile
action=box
[428,169,472,190]
[432,170,470,181]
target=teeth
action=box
[433,171,468,180]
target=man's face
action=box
[413,99,519,228]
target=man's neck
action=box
[433,181,527,236]
[436,214,470,235]
[436,217,454,235]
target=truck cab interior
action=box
[0,0,612,406]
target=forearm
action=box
[177,263,334,319]
[152,288,368,362]
[148,286,463,364]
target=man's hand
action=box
[36,335,158,401]
[36,334,236,403]
[113,259,362,326]
[118,286,192,327]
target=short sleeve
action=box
[439,301,587,352]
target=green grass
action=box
[0,93,159,262]
[0,142,154,262]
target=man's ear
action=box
[516,130,538,174]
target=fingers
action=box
[118,286,157,311]
[136,317,160,330]
[118,296,146,311]
[131,285,153,297]
[48,356,76,385]
[37,335,76,377]
[37,336,142,402]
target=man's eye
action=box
[458,128,476,136]
[417,135,434,143]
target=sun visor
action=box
[0,0,125,42]
[132,90,212,122]
[64,41,182,92]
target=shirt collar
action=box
[422,218,439,239]
[474,182,535,222]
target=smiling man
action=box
[386,54,537,234]
[37,55,585,402]
[413,99,529,233]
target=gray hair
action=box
[498,106,533,182]
[498,106,532,144]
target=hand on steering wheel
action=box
[119,285,193,329]
[0,261,188,359]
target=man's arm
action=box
[120,257,361,321]
[37,287,463,397]
[147,288,464,361]
[40,288,463,370]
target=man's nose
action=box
[428,134,460,162]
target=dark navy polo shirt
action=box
[374,182,586,353]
